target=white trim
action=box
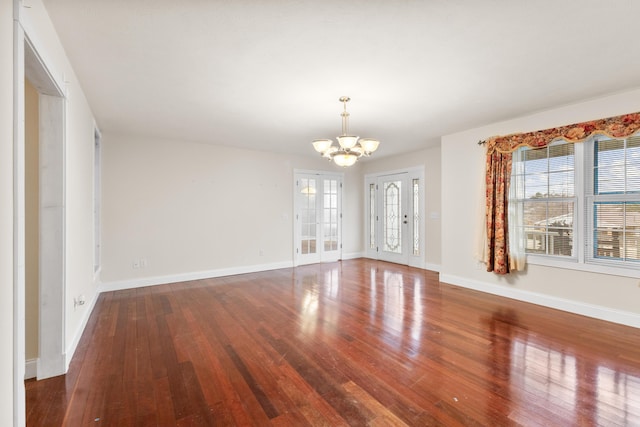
[423,262,441,273]
[13,14,26,426]
[361,255,440,273]
[341,251,364,260]
[527,255,640,278]
[440,273,640,328]
[99,261,294,293]
[363,164,425,180]
[37,93,66,380]
[24,359,37,380]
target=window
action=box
[510,134,640,272]
[512,143,575,257]
[586,136,640,265]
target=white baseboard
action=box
[99,260,294,293]
[440,273,640,329]
[423,262,441,273]
[341,251,364,260]
[24,359,37,380]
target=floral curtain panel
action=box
[482,112,640,275]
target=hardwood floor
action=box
[26,259,640,426]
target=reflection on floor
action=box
[26,259,640,426]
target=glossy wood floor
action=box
[26,259,640,426]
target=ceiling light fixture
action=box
[312,96,380,167]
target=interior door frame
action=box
[293,169,344,266]
[14,15,68,425]
[364,166,425,268]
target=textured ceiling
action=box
[41,0,640,159]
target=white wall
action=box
[362,145,442,270]
[1,0,14,423]
[100,133,364,287]
[441,88,640,326]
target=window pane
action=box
[513,142,575,258]
[522,200,573,255]
[413,178,420,256]
[322,179,338,253]
[624,232,640,261]
[369,183,376,249]
[593,201,640,262]
[548,171,574,197]
[627,136,640,192]
[594,137,640,194]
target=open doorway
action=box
[20,37,67,384]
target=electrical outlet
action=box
[73,295,86,310]
[140,258,147,268]
[133,260,140,269]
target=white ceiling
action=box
[41,0,640,159]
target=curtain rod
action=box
[477,140,486,145]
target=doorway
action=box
[294,171,343,266]
[365,167,425,268]
[19,36,67,384]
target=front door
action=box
[377,173,410,264]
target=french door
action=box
[294,172,342,265]
[366,169,424,267]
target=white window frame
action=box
[520,135,640,278]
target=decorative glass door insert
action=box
[378,173,410,264]
[383,180,402,253]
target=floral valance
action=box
[484,112,640,154]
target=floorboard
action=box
[25,259,640,426]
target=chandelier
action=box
[311,96,380,167]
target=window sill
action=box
[526,254,640,279]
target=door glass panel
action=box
[384,180,402,253]
[323,179,338,251]
[369,183,376,249]
[413,178,420,256]
[300,178,317,254]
